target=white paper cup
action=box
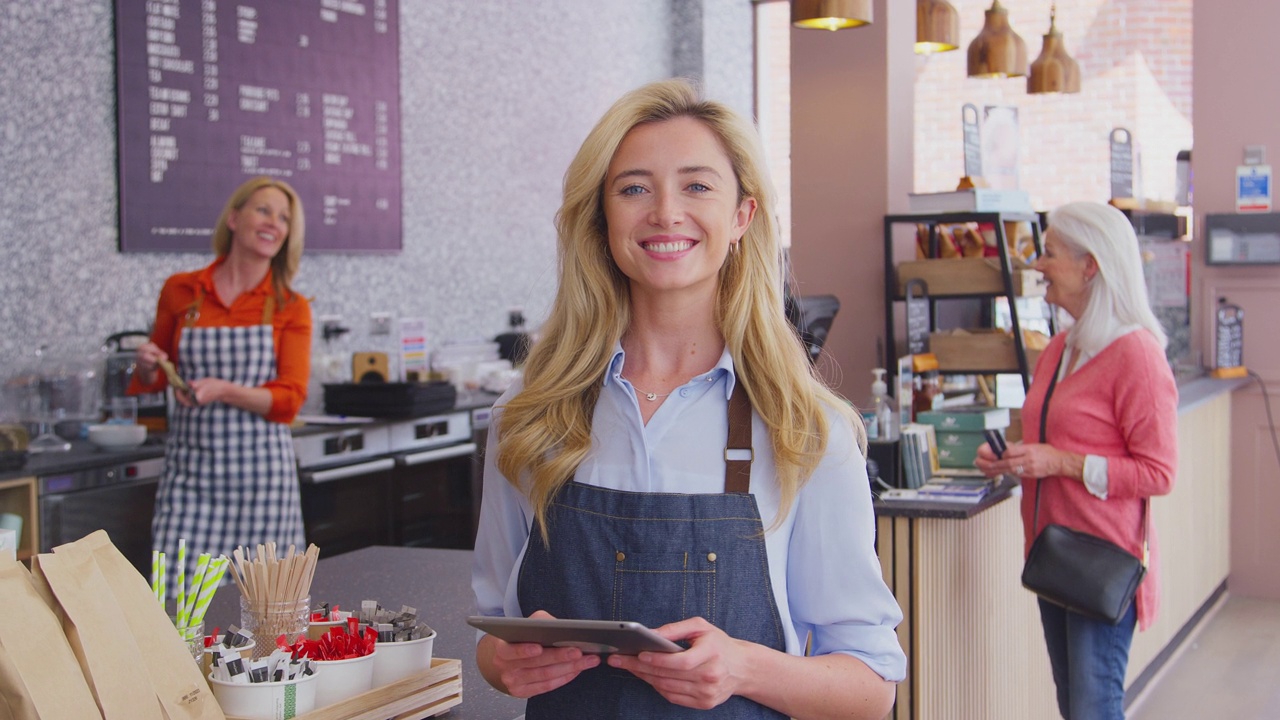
[312,650,376,708]
[371,629,436,687]
[202,635,257,678]
[208,671,317,720]
[306,617,348,641]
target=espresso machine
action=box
[103,331,167,433]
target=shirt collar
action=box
[605,342,738,399]
[196,256,276,300]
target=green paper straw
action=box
[176,538,187,627]
[151,550,160,603]
[185,553,211,627]
[190,555,228,628]
[157,552,166,604]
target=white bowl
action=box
[312,651,376,709]
[208,671,317,720]
[87,423,147,450]
[371,629,436,687]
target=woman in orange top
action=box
[130,176,311,588]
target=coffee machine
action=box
[103,331,167,433]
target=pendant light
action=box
[1027,5,1080,94]
[792,0,873,31]
[916,0,960,54]
[967,0,1027,78]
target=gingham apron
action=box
[152,288,305,592]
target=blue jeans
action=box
[1038,599,1137,720]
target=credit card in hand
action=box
[157,358,191,393]
[983,428,1007,458]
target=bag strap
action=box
[1031,347,1149,566]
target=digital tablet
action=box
[467,616,683,655]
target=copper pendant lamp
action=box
[967,0,1027,78]
[916,0,960,54]
[792,0,873,31]
[1027,5,1081,94]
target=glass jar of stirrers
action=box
[230,542,321,660]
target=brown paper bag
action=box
[0,559,103,720]
[30,549,164,720]
[62,530,225,720]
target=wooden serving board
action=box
[225,657,462,720]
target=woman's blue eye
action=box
[688,182,710,192]
[619,185,646,196]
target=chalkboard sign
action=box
[904,279,931,356]
[1109,128,1134,200]
[114,0,402,253]
[962,104,983,179]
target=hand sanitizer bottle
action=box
[871,368,895,441]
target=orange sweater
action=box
[129,259,312,423]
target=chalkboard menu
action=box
[114,0,402,252]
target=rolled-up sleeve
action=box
[787,412,907,682]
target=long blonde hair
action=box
[497,78,863,538]
[211,176,306,305]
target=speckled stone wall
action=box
[0,0,753,413]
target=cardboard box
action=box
[896,257,1046,298]
[929,329,1043,373]
[935,430,987,468]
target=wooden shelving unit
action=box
[883,211,1051,392]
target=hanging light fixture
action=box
[792,0,873,31]
[1027,5,1080,94]
[916,0,960,54]
[967,0,1027,78]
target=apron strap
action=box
[261,294,275,325]
[724,380,752,494]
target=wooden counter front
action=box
[877,388,1234,719]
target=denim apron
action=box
[517,383,788,719]
[152,288,305,588]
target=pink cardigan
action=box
[1020,330,1178,631]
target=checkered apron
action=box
[152,289,305,591]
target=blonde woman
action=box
[471,79,904,719]
[132,176,311,591]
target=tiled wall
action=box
[0,0,753,413]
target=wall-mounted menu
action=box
[114,0,401,252]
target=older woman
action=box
[470,79,905,719]
[131,176,311,591]
[976,201,1178,719]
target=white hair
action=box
[1046,202,1167,353]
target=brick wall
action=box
[913,0,1192,208]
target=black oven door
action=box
[39,477,159,579]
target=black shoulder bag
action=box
[1020,354,1148,625]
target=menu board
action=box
[114,0,402,252]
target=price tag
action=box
[1110,128,1134,199]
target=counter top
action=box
[203,545,526,720]
[873,476,1019,518]
[0,389,502,483]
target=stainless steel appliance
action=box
[293,411,477,556]
[39,455,164,577]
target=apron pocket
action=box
[612,550,717,628]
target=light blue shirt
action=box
[471,345,907,682]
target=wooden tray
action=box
[225,657,462,720]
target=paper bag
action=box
[31,549,164,720]
[0,559,103,720]
[62,530,225,720]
